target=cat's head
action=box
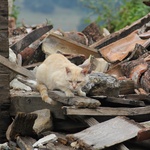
[65,65,90,91]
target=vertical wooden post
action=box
[0,0,11,143]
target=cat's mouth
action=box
[71,88,79,93]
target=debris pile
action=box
[1,13,150,149]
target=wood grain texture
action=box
[92,96,145,107]
[10,90,100,119]
[10,25,53,54]
[67,116,144,150]
[48,33,100,58]
[10,90,65,119]
[63,106,150,116]
[0,0,11,143]
[0,55,35,79]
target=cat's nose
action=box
[72,83,77,89]
[72,84,77,89]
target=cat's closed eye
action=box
[68,80,82,84]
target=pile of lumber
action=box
[1,13,150,150]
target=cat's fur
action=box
[36,53,90,105]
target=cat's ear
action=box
[80,64,91,75]
[81,68,89,75]
[66,67,71,74]
[81,66,91,75]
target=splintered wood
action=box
[42,33,99,58]
[67,117,145,150]
[10,25,53,54]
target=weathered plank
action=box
[10,25,53,54]
[63,106,150,117]
[0,0,11,143]
[43,33,99,59]
[10,90,100,119]
[83,117,130,150]
[0,111,11,142]
[92,96,145,107]
[0,73,10,105]
[119,79,135,95]
[67,116,145,150]
[0,55,35,79]
[47,90,100,108]
[123,94,150,103]
[10,90,65,119]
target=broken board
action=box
[10,25,53,54]
[63,106,150,117]
[42,33,100,59]
[67,116,145,150]
[0,55,35,79]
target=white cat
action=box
[36,53,90,105]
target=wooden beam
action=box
[0,55,35,79]
[10,90,100,119]
[47,90,100,108]
[10,90,65,119]
[83,117,130,150]
[125,94,150,103]
[48,33,100,58]
[10,25,53,54]
[92,96,145,107]
[63,106,150,116]
[0,0,11,143]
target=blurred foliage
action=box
[10,0,20,19]
[80,0,150,32]
[12,0,150,31]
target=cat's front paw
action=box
[78,91,86,97]
[45,97,57,105]
[65,91,75,97]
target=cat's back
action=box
[36,53,75,80]
[44,53,71,66]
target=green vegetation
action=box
[12,0,150,32]
[80,0,150,32]
[10,0,20,19]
